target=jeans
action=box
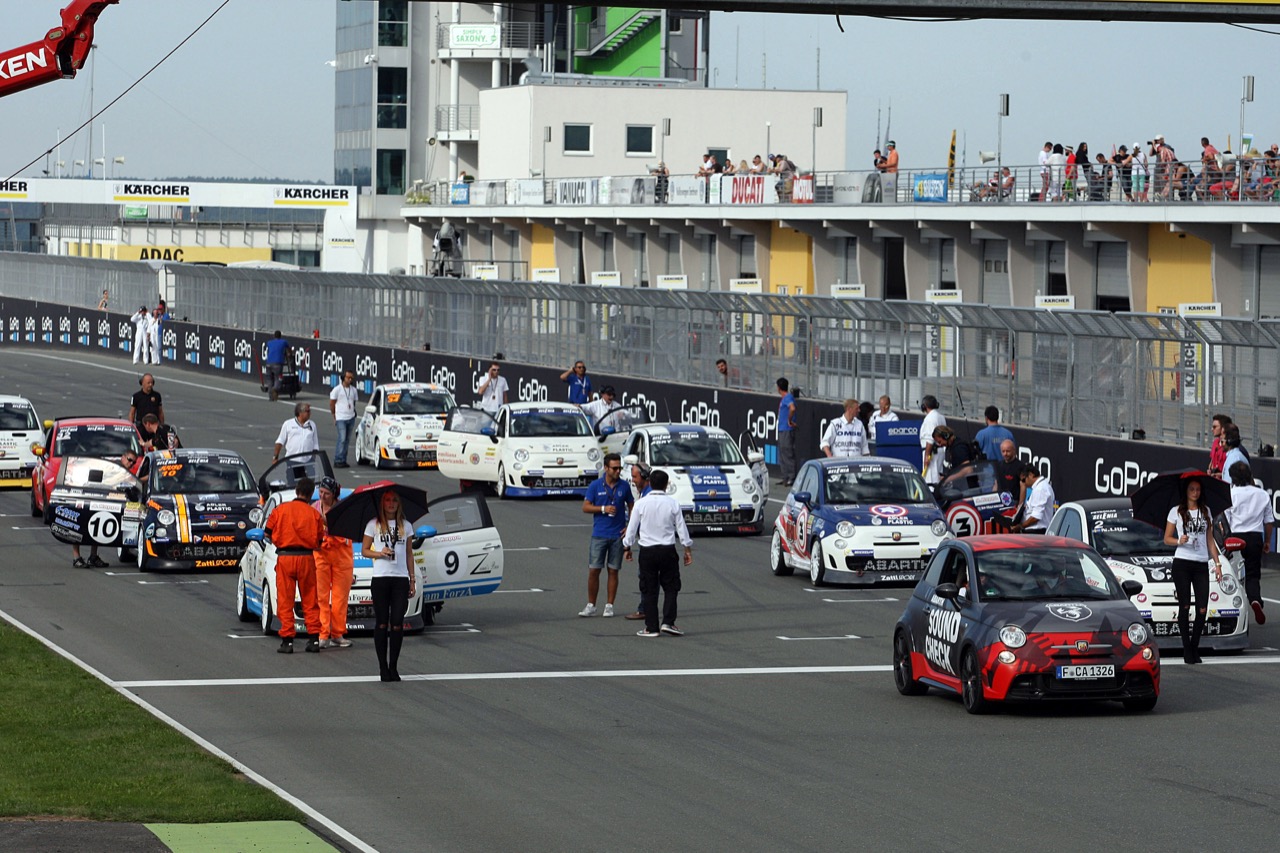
[334,417,354,465]
[1171,557,1210,655]
[778,429,798,482]
[264,363,284,392]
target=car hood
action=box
[1101,553,1173,583]
[673,465,741,500]
[980,598,1143,632]
[823,503,944,524]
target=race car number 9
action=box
[441,550,460,575]
[87,510,120,544]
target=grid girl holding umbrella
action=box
[1161,476,1224,665]
[364,489,416,682]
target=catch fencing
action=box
[1,251,1275,451]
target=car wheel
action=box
[496,463,508,499]
[41,489,53,525]
[29,488,40,518]
[137,540,151,572]
[809,540,826,587]
[372,439,385,470]
[260,583,276,636]
[236,574,255,622]
[117,547,134,565]
[770,529,793,576]
[893,630,929,696]
[960,648,993,714]
[356,436,369,466]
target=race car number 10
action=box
[88,511,120,544]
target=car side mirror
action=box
[793,491,811,505]
[411,524,438,549]
[747,451,765,465]
[246,527,266,542]
[1121,579,1144,597]
[622,454,639,467]
[480,425,496,437]
[935,582,960,600]
[31,444,45,457]
[125,486,140,502]
[600,426,616,438]
[1223,536,1246,554]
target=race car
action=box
[133,449,259,571]
[0,395,42,488]
[435,403,605,497]
[353,382,457,469]
[772,457,950,585]
[621,423,769,534]
[46,456,144,557]
[933,459,1020,537]
[893,535,1160,713]
[236,489,503,635]
[1046,498,1249,651]
[30,416,143,523]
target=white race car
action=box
[621,423,769,534]
[436,402,606,497]
[1047,498,1249,651]
[0,395,42,487]
[354,382,456,469]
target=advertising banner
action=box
[792,176,815,204]
[724,175,768,205]
[667,176,707,205]
[831,172,864,205]
[511,180,545,206]
[913,173,950,203]
[450,183,470,205]
[553,179,598,205]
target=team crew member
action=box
[1011,464,1053,534]
[265,477,325,654]
[363,490,416,682]
[313,477,354,648]
[272,403,319,464]
[477,361,509,416]
[329,370,358,468]
[560,361,593,405]
[974,406,1014,462]
[130,306,150,364]
[127,373,164,430]
[139,413,181,452]
[623,464,653,620]
[147,305,166,365]
[623,469,693,637]
[264,331,290,402]
[1163,477,1223,665]
[919,395,946,485]
[578,453,633,618]
[992,439,1024,510]
[867,395,898,445]
[776,378,798,486]
[71,450,138,568]
[820,399,869,458]
[1226,461,1274,625]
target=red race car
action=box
[893,534,1160,714]
[31,417,143,523]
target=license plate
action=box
[1056,664,1114,680]
[1153,621,1223,636]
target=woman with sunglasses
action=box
[363,490,417,681]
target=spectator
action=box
[974,406,1014,461]
[1047,144,1066,202]
[772,154,797,203]
[1076,142,1092,199]
[97,289,109,310]
[651,162,669,204]
[1094,153,1113,201]
[880,141,899,200]
[1115,145,1134,202]
[776,377,798,485]
[722,159,737,176]
[1038,142,1052,201]
[1154,135,1175,200]
[748,155,767,175]
[1197,137,1221,199]
[1063,144,1077,200]
[715,358,742,388]
[1131,142,1149,201]
[1208,413,1231,477]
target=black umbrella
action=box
[1130,469,1232,529]
[324,480,429,541]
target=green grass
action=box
[0,623,302,823]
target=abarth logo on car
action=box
[892,531,902,541]
[1075,640,1090,652]
[1047,603,1093,622]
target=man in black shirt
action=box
[139,413,181,451]
[127,373,164,429]
[991,438,1024,509]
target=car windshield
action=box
[0,402,38,431]
[384,389,454,415]
[154,456,256,494]
[54,424,141,458]
[1091,515,1171,556]
[824,465,931,504]
[651,434,745,466]
[973,547,1120,601]
[510,411,592,437]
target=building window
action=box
[378,0,408,47]
[335,149,370,189]
[564,124,592,155]
[669,16,683,34]
[377,67,407,129]
[376,149,406,195]
[626,126,654,157]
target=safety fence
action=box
[1,251,1276,452]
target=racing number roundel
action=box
[946,503,982,538]
[87,510,120,544]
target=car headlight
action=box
[1127,622,1151,645]
[1217,575,1239,595]
[837,521,855,538]
[999,625,1027,649]
[249,507,263,525]
[741,477,756,494]
[587,448,601,462]
[157,509,175,525]
[514,448,529,463]
[387,424,402,437]
[931,519,948,537]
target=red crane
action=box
[0,1,119,99]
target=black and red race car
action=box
[893,534,1160,713]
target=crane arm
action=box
[0,1,119,99]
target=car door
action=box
[411,492,503,602]
[594,404,648,457]
[436,407,500,482]
[910,546,971,686]
[242,492,282,593]
[785,464,819,558]
[358,388,382,457]
[257,450,334,499]
[739,431,770,496]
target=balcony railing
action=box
[436,21,544,52]
[434,105,480,135]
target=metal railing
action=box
[435,105,480,135]
[435,21,544,51]
[2,251,1277,453]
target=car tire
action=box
[809,540,826,587]
[496,463,508,499]
[236,574,255,622]
[41,490,53,525]
[770,529,793,576]
[30,488,40,518]
[372,439,385,470]
[117,547,134,565]
[137,540,151,572]
[355,436,369,466]
[1122,695,1158,712]
[260,583,276,636]
[894,630,930,696]
[960,648,994,714]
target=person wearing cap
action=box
[313,476,354,649]
[265,477,325,654]
[582,385,619,430]
[131,305,151,364]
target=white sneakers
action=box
[603,604,615,617]
[578,603,598,617]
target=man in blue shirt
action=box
[264,330,290,402]
[974,405,1015,461]
[560,360,593,406]
[578,452,633,618]
[776,377,798,486]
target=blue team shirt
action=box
[975,424,1015,461]
[265,337,289,365]
[585,477,633,538]
[565,373,593,405]
[778,392,796,433]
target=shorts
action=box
[588,536,624,571]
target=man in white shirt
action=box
[867,395,898,446]
[919,395,947,485]
[820,399,868,458]
[477,361,508,416]
[582,385,619,431]
[272,403,320,465]
[1012,465,1054,534]
[328,370,358,468]
[623,469,693,637]
[131,306,150,364]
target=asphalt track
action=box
[3,347,1280,852]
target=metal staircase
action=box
[580,10,659,58]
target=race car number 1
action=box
[88,510,120,544]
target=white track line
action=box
[822,597,900,603]
[21,352,285,403]
[777,634,862,641]
[0,606,376,853]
